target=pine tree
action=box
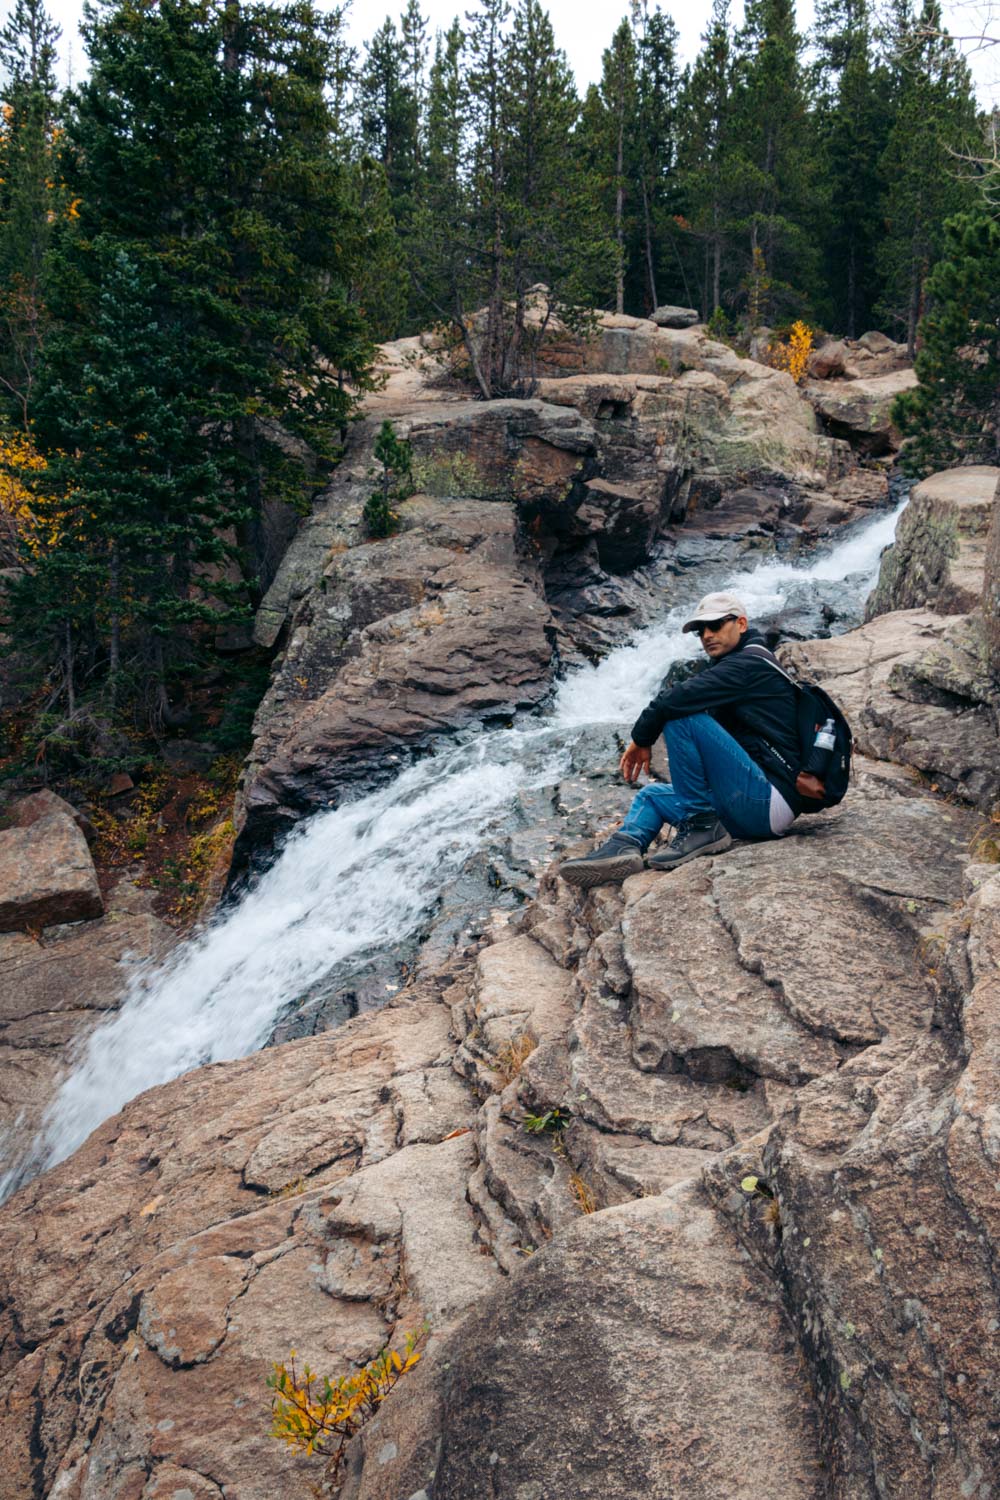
[465,0,511,393]
[597,19,639,315]
[632,2,684,311]
[814,0,890,335]
[876,0,978,354]
[347,157,409,339]
[20,0,376,728]
[0,0,62,427]
[359,17,419,231]
[727,0,821,325]
[501,0,591,383]
[410,17,466,325]
[19,241,241,726]
[675,0,737,318]
[400,0,428,166]
[892,209,1000,474]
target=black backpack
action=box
[743,643,853,812]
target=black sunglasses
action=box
[694,615,737,636]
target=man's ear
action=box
[737,615,749,634]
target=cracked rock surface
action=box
[0,737,995,1499]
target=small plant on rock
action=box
[268,1327,427,1485]
[363,420,413,538]
[522,1106,571,1135]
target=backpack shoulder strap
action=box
[741,641,799,688]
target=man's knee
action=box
[664,712,714,743]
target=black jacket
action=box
[630,628,806,812]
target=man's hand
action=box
[796,771,826,801]
[620,741,651,784]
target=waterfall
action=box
[9,498,903,1192]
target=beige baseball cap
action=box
[681,591,748,633]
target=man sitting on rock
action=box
[560,591,816,888]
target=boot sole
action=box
[559,852,645,889]
[647,833,733,872]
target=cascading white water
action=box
[19,497,904,1188]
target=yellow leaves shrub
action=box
[768,321,814,384]
[268,1328,427,1484]
[0,427,46,560]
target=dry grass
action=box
[970,827,1000,864]
[269,1176,306,1200]
[494,1032,536,1087]
[569,1171,597,1215]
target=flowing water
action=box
[5,499,905,1194]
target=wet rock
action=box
[762,574,869,640]
[866,465,997,619]
[0,809,103,933]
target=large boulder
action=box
[785,610,1000,812]
[806,337,850,379]
[239,493,559,856]
[0,877,171,1184]
[866,465,997,619]
[650,303,700,328]
[804,369,917,455]
[0,809,103,932]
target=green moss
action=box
[411,451,499,499]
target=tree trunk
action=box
[712,196,721,313]
[615,108,625,315]
[641,177,658,311]
[108,541,120,705]
[64,618,75,718]
[982,473,1000,686]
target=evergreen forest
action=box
[0,0,995,778]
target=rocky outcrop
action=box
[785,610,1000,813]
[866,464,997,619]
[0,806,103,932]
[0,876,171,1170]
[806,331,910,383]
[0,755,992,1500]
[239,491,559,856]
[241,326,878,857]
[804,369,917,455]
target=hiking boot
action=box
[646,813,732,872]
[559,831,644,889]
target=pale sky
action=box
[32,0,1000,104]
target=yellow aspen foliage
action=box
[267,1327,427,1484]
[0,428,46,561]
[768,320,814,384]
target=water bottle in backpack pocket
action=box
[743,645,853,811]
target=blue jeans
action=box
[620,713,780,848]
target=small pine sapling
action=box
[364,420,413,538]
